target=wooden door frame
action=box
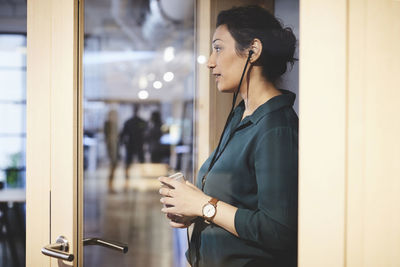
[299,0,400,266]
[26,0,83,266]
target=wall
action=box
[299,0,400,266]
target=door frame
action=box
[26,0,400,266]
[26,0,83,266]
[298,0,400,266]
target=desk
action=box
[0,188,26,203]
[0,188,26,267]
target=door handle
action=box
[41,236,74,261]
[41,236,127,261]
[83,237,128,253]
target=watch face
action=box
[203,203,216,218]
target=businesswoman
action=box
[159,5,298,267]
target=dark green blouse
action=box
[187,90,298,267]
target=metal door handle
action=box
[41,236,74,261]
[83,237,128,253]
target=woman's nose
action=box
[207,55,216,69]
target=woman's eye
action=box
[214,46,221,52]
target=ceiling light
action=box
[153,81,163,89]
[197,55,207,64]
[164,46,175,62]
[163,72,174,82]
[138,90,149,100]
[138,76,148,89]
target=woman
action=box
[159,5,298,267]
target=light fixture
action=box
[164,46,175,62]
[138,76,148,89]
[153,81,163,89]
[138,90,149,100]
[163,72,174,82]
[197,55,207,64]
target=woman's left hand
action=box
[158,176,209,218]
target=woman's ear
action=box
[249,38,262,63]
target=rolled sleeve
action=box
[234,127,298,250]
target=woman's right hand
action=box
[166,214,196,228]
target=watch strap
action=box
[209,197,219,207]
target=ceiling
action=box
[84,0,196,102]
[0,0,197,102]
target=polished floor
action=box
[0,163,185,267]
[0,203,25,267]
[84,164,186,267]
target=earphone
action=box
[201,47,255,190]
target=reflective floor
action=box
[0,203,25,267]
[84,164,178,267]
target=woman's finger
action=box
[158,187,167,196]
[160,197,175,206]
[158,176,174,188]
[167,213,181,220]
[161,205,177,214]
[169,221,188,228]
[159,176,180,189]
[159,187,175,197]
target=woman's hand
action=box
[165,213,196,228]
[159,176,239,236]
[158,176,209,224]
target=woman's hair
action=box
[217,5,297,83]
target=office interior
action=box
[1,0,400,267]
[0,0,297,266]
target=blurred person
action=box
[159,5,298,267]
[146,111,163,163]
[104,109,119,193]
[120,105,147,190]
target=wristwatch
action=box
[202,197,219,222]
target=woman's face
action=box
[207,25,248,93]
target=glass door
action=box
[82,0,196,266]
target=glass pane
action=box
[0,10,27,267]
[83,1,195,266]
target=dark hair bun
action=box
[217,5,297,83]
